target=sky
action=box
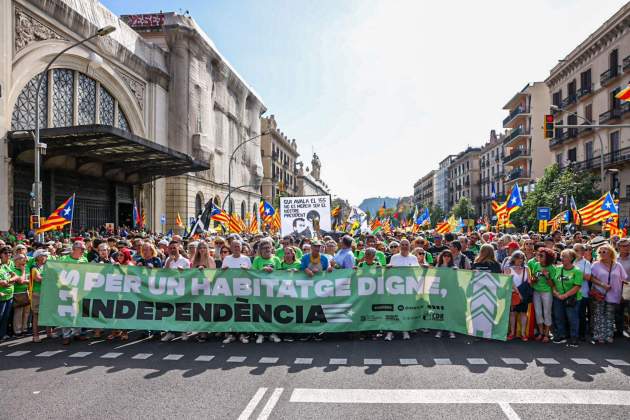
[102,0,628,205]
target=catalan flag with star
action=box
[36,194,75,234]
[575,192,617,226]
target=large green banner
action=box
[40,261,512,340]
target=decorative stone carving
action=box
[14,9,65,53]
[118,72,146,110]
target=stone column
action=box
[166,28,191,155]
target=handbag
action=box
[560,268,578,307]
[511,290,521,306]
[589,264,611,302]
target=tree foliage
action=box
[452,197,475,219]
[429,204,446,226]
[510,164,599,230]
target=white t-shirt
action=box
[165,255,190,269]
[222,255,252,269]
[389,253,420,267]
[575,258,592,296]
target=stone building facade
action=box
[125,12,266,228]
[546,2,630,215]
[448,147,481,215]
[501,82,551,194]
[0,2,270,232]
[413,170,435,209]
[479,130,505,217]
[296,153,330,197]
[260,115,299,204]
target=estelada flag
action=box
[615,84,630,102]
[36,194,75,234]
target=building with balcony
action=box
[413,170,435,209]
[479,130,505,217]
[501,82,551,194]
[435,155,455,212]
[546,2,630,214]
[448,147,481,215]
[260,115,299,204]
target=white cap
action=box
[33,249,50,258]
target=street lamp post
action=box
[32,25,116,240]
[225,131,268,213]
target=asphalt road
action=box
[1,331,629,420]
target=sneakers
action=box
[420,328,429,333]
[384,332,394,341]
[567,338,579,347]
[448,332,456,339]
[180,333,190,342]
[239,334,249,344]
[161,332,176,342]
[402,332,411,340]
[552,336,567,344]
[255,334,264,344]
[434,331,442,339]
[222,334,236,344]
[269,333,281,343]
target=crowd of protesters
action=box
[1,226,629,348]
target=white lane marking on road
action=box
[329,358,347,365]
[537,358,559,365]
[88,340,106,346]
[289,388,630,405]
[434,358,451,365]
[502,358,524,365]
[114,337,151,349]
[364,358,382,365]
[163,354,184,361]
[400,358,418,365]
[606,359,630,366]
[36,350,65,357]
[132,353,153,360]
[101,352,123,359]
[572,358,595,365]
[259,357,279,364]
[195,355,215,362]
[294,358,313,365]
[6,351,30,357]
[237,387,267,420]
[467,358,487,365]
[257,388,283,420]
[499,402,521,420]
[227,356,247,363]
[69,352,92,358]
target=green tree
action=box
[452,197,475,219]
[429,204,446,227]
[510,164,599,230]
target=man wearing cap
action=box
[300,240,333,277]
[58,241,88,344]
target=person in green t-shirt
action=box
[252,241,281,272]
[357,247,382,268]
[30,249,51,343]
[551,248,583,346]
[59,241,88,344]
[530,247,556,343]
[275,237,303,261]
[278,246,301,271]
[0,262,14,340]
[356,234,387,266]
[10,254,30,336]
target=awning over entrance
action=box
[7,125,209,184]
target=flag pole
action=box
[69,193,76,238]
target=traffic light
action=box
[30,215,40,230]
[544,114,554,139]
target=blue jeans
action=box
[0,298,13,338]
[577,297,590,338]
[553,297,579,339]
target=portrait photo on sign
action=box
[279,195,331,238]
